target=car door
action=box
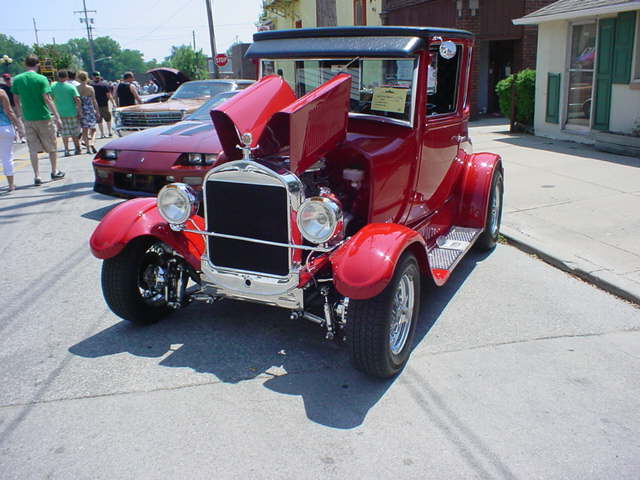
[407,42,468,229]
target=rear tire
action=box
[475,169,503,251]
[347,252,421,378]
[101,237,173,324]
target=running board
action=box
[427,226,481,285]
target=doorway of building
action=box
[487,40,515,114]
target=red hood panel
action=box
[102,121,222,154]
[210,75,297,161]
[257,73,351,174]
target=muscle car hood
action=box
[117,98,205,114]
[210,73,351,174]
[146,67,190,92]
[103,121,222,153]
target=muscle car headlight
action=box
[157,183,198,225]
[101,149,118,160]
[297,197,343,244]
[185,153,217,166]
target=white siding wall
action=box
[533,21,581,141]
[610,85,640,134]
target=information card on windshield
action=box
[371,87,408,114]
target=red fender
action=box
[89,198,205,270]
[458,152,503,229]
[329,223,426,300]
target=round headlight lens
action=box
[157,183,198,225]
[297,197,342,244]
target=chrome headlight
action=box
[157,183,198,225]
[101,149,118,160]
[297,197,343,244]
[185,153,217,165]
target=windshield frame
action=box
[170,80,234,101]
[259,56,420,128]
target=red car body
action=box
[90,27,503,378]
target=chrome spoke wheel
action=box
[489,180,502,237]
[389,272,415,355]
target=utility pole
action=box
[74,0,97,73]
[205,0,219,79]
[192,30,196,50]
[32,18,40,46]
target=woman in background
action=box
[0,88,24,192]
[77,71,101,154]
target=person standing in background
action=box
[1,74,25,143]
[116,72,141,107]
[51,70,82,156]
[0,88,24,192]
[76,71,101,154]
[67,70,81,87]
[11,55,64,186]
[91,71,114,138]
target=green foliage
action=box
[165,45,208,80]
[495,69,536,126]
[65,36,147,80]
[0,34,31,75]
[32,44,76,70]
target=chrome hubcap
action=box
[389,273,415,355]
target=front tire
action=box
[347,252,421,378]
[101,237,177,324]
[475,169,504,251]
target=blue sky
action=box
[2,0,263,61]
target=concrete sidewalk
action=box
[470,118,640,305]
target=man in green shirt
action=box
[51,70,82,156]
[11,55,64,185]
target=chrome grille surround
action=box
[200,160,306,310]
[119,111,184,127]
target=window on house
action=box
[634,11,640,81]
[566,22,596,127]
[354,0,366,26]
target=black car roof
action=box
[246,26,472,59]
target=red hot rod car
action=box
[90,27,503,378]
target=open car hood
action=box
[146,67,190,92]
[210,73,351,175]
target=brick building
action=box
[381,0,555,115]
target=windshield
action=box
[185,91,239,121]
[261,58,418,123]
[171,81,234,100]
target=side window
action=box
[427,44,462,115]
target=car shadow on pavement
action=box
[81,202,123,221]
[69,248,494,429]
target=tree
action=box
[65,36,146,80]
[32,44,77,71]
[0,34,31,75]
[165,45,208,80]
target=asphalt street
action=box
[0,140,639,479]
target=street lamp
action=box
[0,55,13,73]
[95,56,112,63]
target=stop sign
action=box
[214,54,228,67]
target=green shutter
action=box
[594,18,616,131]
[546,73,561,123]
[612,11,637,84]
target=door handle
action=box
[451,135,467,143]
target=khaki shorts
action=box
[25,119,57,154]
[99,106,112,122]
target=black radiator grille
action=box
[206,180,289,276]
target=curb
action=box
[501,227,640,307]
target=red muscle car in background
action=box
[94,91,238,198]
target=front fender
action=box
[89,197,205,270]
[458,152,503,229]
[330,223,426,300]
